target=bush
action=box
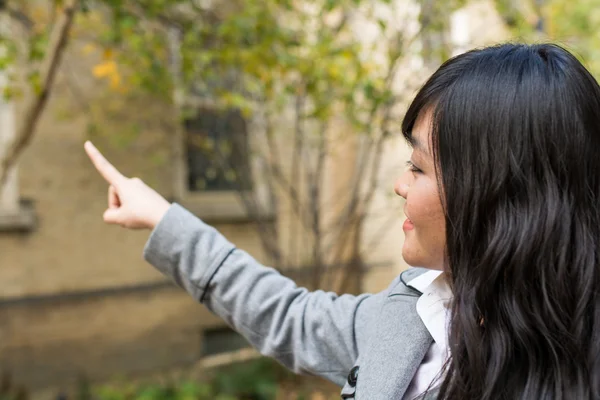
[89,358,318,400]
[1,358,336,400]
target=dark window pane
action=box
[184,107,252,192]
[201,326,251,357]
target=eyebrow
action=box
[407,134,428,155]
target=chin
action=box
[402,246,443,270]
[401,248,423,267]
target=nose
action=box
[394,171,411,199]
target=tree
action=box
[0,0,464,292]
[0,0,79,187]
[493,0,600,78]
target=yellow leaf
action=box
[92,59,124,92]
[92,60,117,78]
[103,48,114,60]
[327,64,340,79]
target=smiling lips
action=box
[403,215,414,231]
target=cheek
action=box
[408,184,444,225]
[403,192,446,268]
[406,185,446,249]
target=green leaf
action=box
[27,71,42,95]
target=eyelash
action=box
[406,160,423,174]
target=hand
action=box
[84,141,171,230]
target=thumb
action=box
[103,208,123,225]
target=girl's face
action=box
[395,111,446,270]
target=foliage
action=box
[0,358,336,400]
[0,0,468,290]
[544,0,600,77]
[492,0,600,78]
[74,0,425,289]
[84,358,333,400]
[85,0,395,129]
[0,371,27,400]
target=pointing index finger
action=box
[84,141,126,186]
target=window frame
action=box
[171,98,274,223]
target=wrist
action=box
[149,200,171,230]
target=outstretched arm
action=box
[144,203,385,385]
[84,141,384,386]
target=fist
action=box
[84,141,171,230]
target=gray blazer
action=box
[143,204,439,399]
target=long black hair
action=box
[402,43,600,399]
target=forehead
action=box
[409,110,433,155]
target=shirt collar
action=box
[406,270,443,293]
[408,270,452,346]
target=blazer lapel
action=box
[356,289,433,399]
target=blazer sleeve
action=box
[143,203,387,386]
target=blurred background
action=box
[0,0,596,399]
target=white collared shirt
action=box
[402,270,452,400]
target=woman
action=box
[84,43,600,399]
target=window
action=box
[201,326,251,357]
[172,104,270,222]
[184,107,252,192]
[171,100,276,222]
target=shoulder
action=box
[355,267,433,330]
[399,267,431,284]
[355,267,430,329]
[381,267,432,298]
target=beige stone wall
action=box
[0,286,223,390]
[0,86,268,294]
[0,43,268,393]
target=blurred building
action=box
[0,0,507,395]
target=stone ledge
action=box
[0,199,37,233]
[175,191,276,224]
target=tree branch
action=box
[310,119,328,287]
[2,4,34,31]
[321,37,408,266]
[0,0,79,187]
[288,92,305,268]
